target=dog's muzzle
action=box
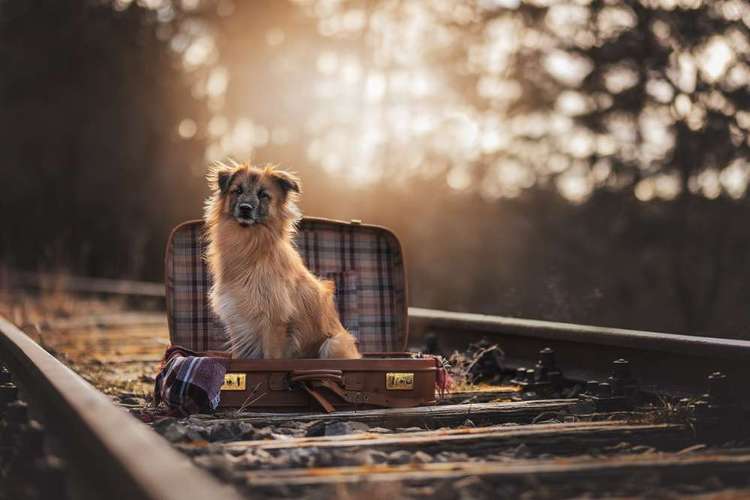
[236,203,256,225]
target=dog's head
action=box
[207,162,301,230]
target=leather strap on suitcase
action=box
[289,369,425,413]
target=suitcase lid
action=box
[165,217,408,353]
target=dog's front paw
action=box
[319,333,361,359]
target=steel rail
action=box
[0,315,242,500]
[409,307,750,400]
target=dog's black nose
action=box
[238,203,254,218]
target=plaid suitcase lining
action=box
[166,219,407,354]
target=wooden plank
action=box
[211,399,580,428]
[688,488,750,499]
[217,421,687,453]
[437,386,520,405]
[242,450,750,486]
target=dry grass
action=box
[0,286,127,337]
[624,394,697,428]
[0,284,161,400]
[445,342,505,392]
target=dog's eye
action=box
[258,190,270,200]
[231,186,242,195]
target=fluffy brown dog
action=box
[204,161,361,360]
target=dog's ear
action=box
[217,170,232,194]
[270,169,301,196]
[208,163,236,194]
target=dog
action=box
[204,161,361,360]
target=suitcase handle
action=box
[289,369,343,384]
[288,370,344,413]
[289,369,424,413]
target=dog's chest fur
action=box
[216,266,294,321]
[210,256,298,354]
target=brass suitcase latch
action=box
[221,373,246,391]
[386,372,414,390]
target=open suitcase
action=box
[165,217,439,412]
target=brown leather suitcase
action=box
[164,217,439,411]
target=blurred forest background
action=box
[1,0,749,338]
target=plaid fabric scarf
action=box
[153,346,230,415]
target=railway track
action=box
[0,316,241,500]
[2,276,750,498]
[409,307,750,404]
